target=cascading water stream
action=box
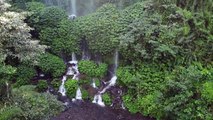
[75,87,82,100]
[114,49,119,75]
[92,94,105,107]
[6,81,9,98]
[91,79,97,88]
[72,52,77,61]
[92,50,119,107]
[100,50,118,94]
[59,76,67,96]
[71,0,76,15]
[100,76,117,94]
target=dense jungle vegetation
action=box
[0,0,212,120]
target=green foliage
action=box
[123,94,139,114]
[78,60,108,78]
[78,60,97,77]
[140,92,164,119]
[39,27,58,46]
[81,88,90,100]
[39,19,80,55]
[202,81,213,103]
[38,53,66,77]
[116,67,134,87]
[38,6,67,29]
[95,63,108,78]
[102,93,112,106]
[28,6,67,32]
[65,80,78,98]
[36,80,48,92]
[0,1,46,63]
[0,63,16,100]
[121,63,213,120]
[11,85,64,120]
[75,4,120,55]
[11,0,43,10]
[14,65,36,87]
[0,106,23,120]
[26,1,45,12]
[51,78,61,90]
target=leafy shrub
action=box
[0,64,16,100]
[202,81,213,103]
[11,0,43,10]
[26,2,45,12]
[137,92,164,119]
[0,106,23,120]
[51,19,80,55]
[116,67,134,87]
[81,88,90,100]
[38,6,67,30]
[95,63,108,78]
[51,78,61,90]
[78,60,97,77]
[38,53,66,77]
[36,80,48,92]
[102,93,112,106]
[78,60,108,78]
[39,19,80,55]
[39,27,57,46]
[65,80,78,98]
[75,4,120,55]
[14,65,36,87]
[123,94,139,114]
[11,85,64,120]
[162,64,213,120]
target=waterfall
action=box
[118,0,123,9]
[72,52,77,61]
[99,76,117,94]
[66,66,74,75]
[6,81,9,98]
[75,87,82,100]
[92,94,105,107]
[114,49,119,75]
[99,50,118,93]
[43,0,53,6]
[59,76,67,96]
[71,0,76,15]
[91,79,97,88]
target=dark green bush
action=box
[11,0,43,10]
[95,63,108,78]
[81,88,90,100]
[38,6,67,29]
[51,78,61,90]
[0,64,16,100]
[0,106,23,120]
[11,85,64,120]
[38,53,66,77]
[51,19,80,55]
[14,65,36,87]
[75,4,120,55]
[39,19,80,55]
[39,27,58,46]
[78,60,97,77]
[201,81,213,103]
[121,63,213,120]
[123,93,139,114]
[65,80,78,98]
[36,80,48,92]
[26,2,45,12]
[78,60,108,78]
[102,93,112,106]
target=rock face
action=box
[51,101,155,120]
